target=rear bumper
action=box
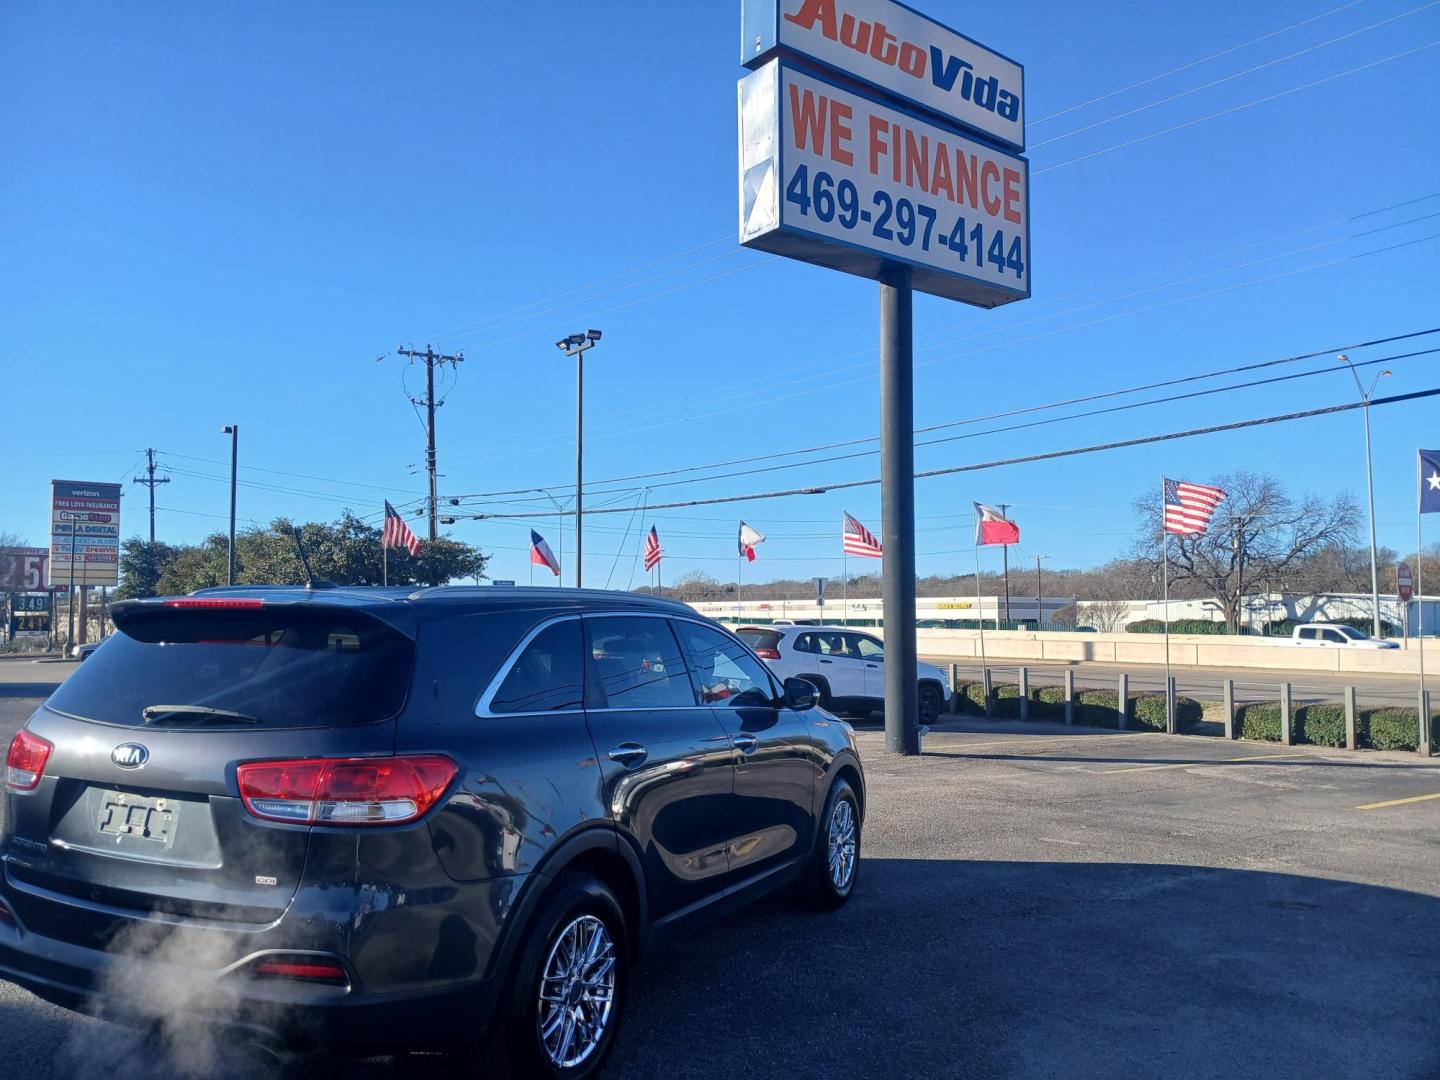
[0,924,498,1056]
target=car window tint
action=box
[1323,629,1346,643]
[489,619,584,714]
[736,628,782,652]
[587,617,694,709]
[853,636,884,660]
[674,621,774,707]
[793,633,816,654]
[1298,628,1316,640]
[821,632,850,657]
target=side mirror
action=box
[783,676,819,711]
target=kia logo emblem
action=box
[111,743,149,769]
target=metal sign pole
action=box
[880,269,919,755]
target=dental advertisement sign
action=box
[739,60,1029,306]
[742,0,1025,152]
[50,479,122,588]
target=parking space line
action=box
[1100,753,1309,775]
[1356,791,1440,811]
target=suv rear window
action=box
[47,607,414,729]
[735,628,782,652]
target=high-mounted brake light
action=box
[6,730,53,792]
[753,648,781,660]
[237,755,457,827]
[165,598,265,609]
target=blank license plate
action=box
[96,790,178,845]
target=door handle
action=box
[732,733,759,754]
[607,743,648,766]
[865,663,879,668]
[819,659,833,664]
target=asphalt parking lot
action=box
[1,660,1438,1078]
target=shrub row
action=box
[1126,619,1232,635]
[950,682,1203,732]
[1234,700,1438,751]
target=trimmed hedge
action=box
[1236,701,1283,742]
[1361,708,1422,752]
[1127,619,1233,635]
[1074,689,1123,728]
[1032,685,1068,720]
[1131,694,1203,732]
[1295,704,1347,748]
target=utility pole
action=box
[397,345,465,541]
[133,448,171,544]
[1033,554,1048,629]
[999,503,1012,625]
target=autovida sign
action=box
[738,0,1028,307]
[742,0,1025,151]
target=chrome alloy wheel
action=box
[537,914,617,1069]
[827,796,858,890]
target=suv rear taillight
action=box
[6,730,53,791]
[753,648,781,660]
[236,755,457,826]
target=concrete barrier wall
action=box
[885,627,1432,676]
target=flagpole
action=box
[382,544,388,586]
[1418,451,1428,751]
[843,546,849,627]
[973,513,987,677]
[737,548,742,622]
[1162,476,1173,733]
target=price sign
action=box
[0,548,49,592]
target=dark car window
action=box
[736,628,782,652]
[792,632,818,654]
[852,635,884,660]
[488,619,584,714]
[587,616,695,709]
[674,621,775,707]
[47,608,413,729]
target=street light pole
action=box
[556,331,602,588]
[222,424,238,585]
[1338,355,1390,637]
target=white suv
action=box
[735,624,951,725]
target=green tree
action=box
[118,514,488,595]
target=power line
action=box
[1028,0,1370,125]
[459,386,1440,518]
[395,344,464,541]
[132,448,171,544]
[1033,37,1440,176]
[573,344,1439,500]
[1029,1,1440,152]
[450,328,1440,501]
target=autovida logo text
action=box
[783,0,1020,124]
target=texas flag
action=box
[973,503,1020,546]
[738,521,766,562]
[530,530,561,576]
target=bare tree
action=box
[1077,598,1131,632]
[1132,471,1360,633]
[669,570,725,603]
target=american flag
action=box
[1163,478,1227,536]
[842,512,882,558]
[643,526,662,571]
[382,500,422,555]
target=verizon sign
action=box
[742,0,1025,151]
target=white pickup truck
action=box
[1291,623,1399,650]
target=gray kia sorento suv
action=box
[0,585,864,1076]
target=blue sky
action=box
[2,0,1438,588]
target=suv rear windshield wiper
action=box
[142,705,262,725]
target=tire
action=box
[798,778,861,911]
[918,684,943,727]
[475,874,628,1079]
